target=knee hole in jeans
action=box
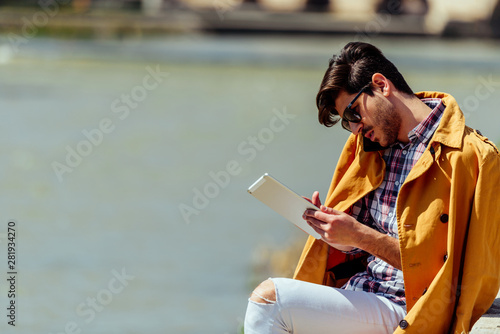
[250,279,277,304]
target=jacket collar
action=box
[361,91,465,152]
[416,91,465,150]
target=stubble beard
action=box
[374,99,402,147]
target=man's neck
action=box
[396,95,432,143]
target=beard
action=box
[364,99,402,147]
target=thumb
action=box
[320,205,333,213]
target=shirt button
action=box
[440,214,449,223]
[402,150,408,155]
[399,319,409,329]
[395,181,400,186]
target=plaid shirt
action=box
[343,98,445,306]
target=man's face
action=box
[336,89,402,147]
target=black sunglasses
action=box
[341,85,371,131]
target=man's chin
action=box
[378,133,399,148]
[372,137,384,146]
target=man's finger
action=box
[312,209,342,223]
[312,191,321,207]
[306,217,326,233]
[320,205,342,215]
[303,209,319,218]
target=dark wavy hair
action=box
[316,42,413,127]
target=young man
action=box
[244,42,500,333]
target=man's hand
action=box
[302,191,354,252]
[302,192,402,270]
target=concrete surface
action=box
[471,291,500,333]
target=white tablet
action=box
[247,173,322,239]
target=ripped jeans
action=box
[244,278,406,334]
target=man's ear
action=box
[371,73,391,97]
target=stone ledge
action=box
[471,292,500,333]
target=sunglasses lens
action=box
[343,108,361,122]
[342,119,351,131]
[341,108,361,132]
[340,84,369,132]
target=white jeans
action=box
[244,278,406,334]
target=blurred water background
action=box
[0,2,500,333]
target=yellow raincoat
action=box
[293,92,500,333]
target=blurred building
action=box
[0,0,499,38]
